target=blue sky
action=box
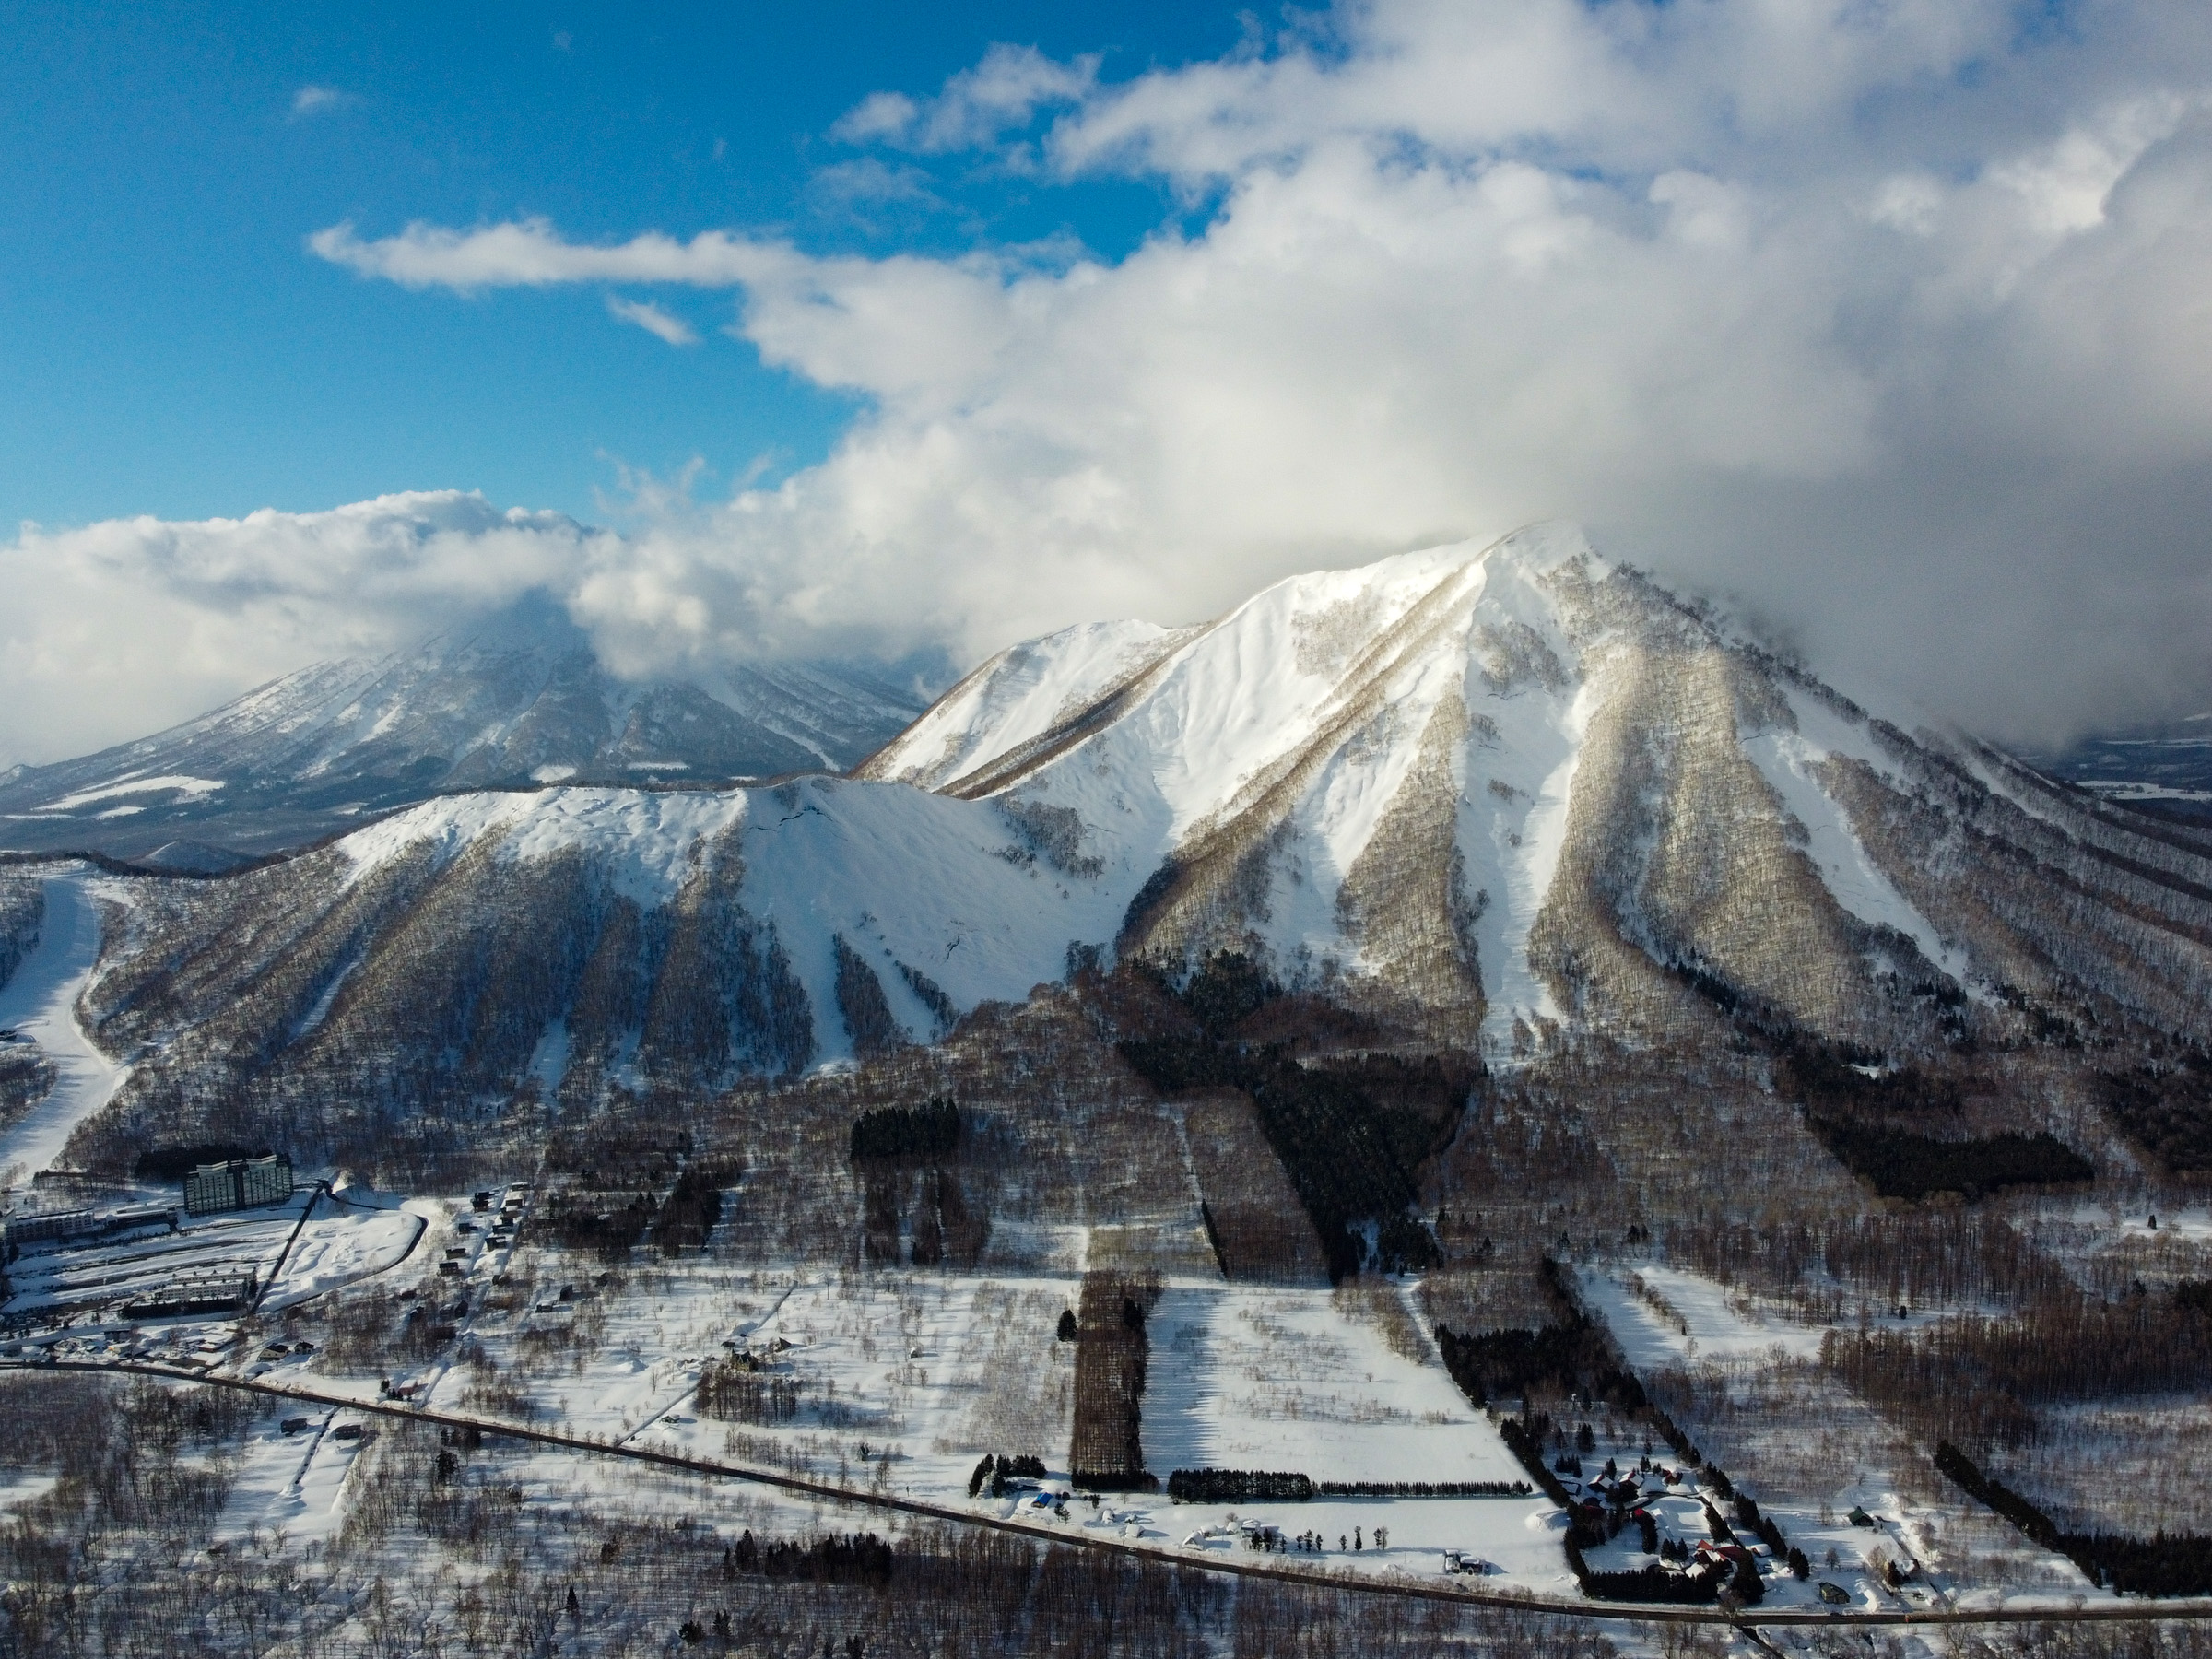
[6,0,2212,766]
[1,0,1237,529]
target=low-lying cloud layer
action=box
[9,0,2212,767]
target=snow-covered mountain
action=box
[0,592,940,865]
[66,525,2212,1164]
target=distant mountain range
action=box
[53,525,2212,1175]
[2023,716,2212,824]
[0,592,944,865]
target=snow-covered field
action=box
[8,1178,2161,1619]
[1139,1280,1568,1586]
[351,1253,1576,1594]
[260,1193,423,1309]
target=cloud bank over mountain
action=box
[7,0,2212,767]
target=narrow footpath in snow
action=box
[0,874,129,1180]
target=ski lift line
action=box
[0,1358,2200,1632]
[249,1182,331,1314]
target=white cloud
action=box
[831,45,1096,155]
[290,84,355,117]
[809,158,944,209]
[606,294,698,346]
[1869,174,1945,237]
[17,0,2212,767]
[831,91,921,147]
[308,218,777,291]
[291,85,360,117]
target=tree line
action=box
[2100,1058,2212,1174]
[1937,1440,2212,1597]
[1805,1118,2094,1201]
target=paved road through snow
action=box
[0,874,129,1179]
[6,1358,2209,1632]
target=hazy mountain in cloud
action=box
[0,591,944,865]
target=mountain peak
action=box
[417,587,595,665]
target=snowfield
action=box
[259,1194,424,1310]
[41,774,225,812]
[0,871,134,1179]
[369,1259,1577,1593]
[336,786,754,909]
[338,777,1140,1061]
[1742,689,1965,983]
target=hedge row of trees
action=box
[860,1163,988,1268]
[1069,1270,1159,1490]
[722,1529,894,1587]
[1430,1261,1658,1417]
[1497,1413,1575,1507]
[967,1453,1048,1497]
[1111,950,1476,1282]
[1936,1441,2212,1596]
[645,1160,740,1254]
[1562,1544,1725,1606]
[1166,1469,1314,1502]
[1432,1321,1645,1415]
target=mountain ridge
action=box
[27,524,2212,1180]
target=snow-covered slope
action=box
[856,618,1197,792]
[75,527,2212,1145]
[0,592,940,863]
[0,873,133,1180]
